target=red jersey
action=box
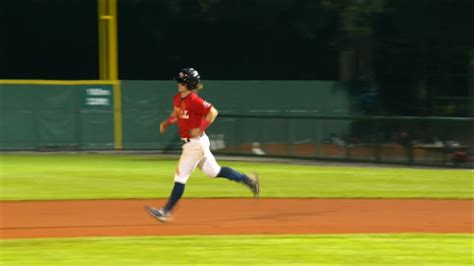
[173,92,212,138]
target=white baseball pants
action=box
[174,133,221,184]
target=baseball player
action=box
[145,67,260,222]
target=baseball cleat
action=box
[145,206,170,222]
[248,173,260,198]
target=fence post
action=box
[288,119,295,156]
[315,119,322,158]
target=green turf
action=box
[0,154,472,200]
[0,234,471,265]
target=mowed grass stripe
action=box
[0,154,472,200]
[0,234,472,265]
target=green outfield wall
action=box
[0,81,116,150]
[120,80,353,149]
[2,80,353,150]
[1,80,472,167]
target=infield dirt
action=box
[1,198,471,239]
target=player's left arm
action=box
[190,106,218,137]
[204,106,218,124]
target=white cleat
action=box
[248,173,260,198]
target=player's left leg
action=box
[215,166,260,197]
[198,135,260,197]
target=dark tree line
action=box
[1,0,472,115]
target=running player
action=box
[145,67,260,222]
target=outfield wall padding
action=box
[0,83,115,150]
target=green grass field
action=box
[0,154,472,200]
[1,234,472,265]
[1,153,472,265]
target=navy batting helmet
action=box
[175,68,201,90]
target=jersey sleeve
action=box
[190,96,213,115]
[173,94,180,108]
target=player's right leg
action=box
[163,142,202,212]
[146,142,203,222]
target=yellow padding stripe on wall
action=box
[0,80,119,85]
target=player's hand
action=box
[189,128,202,138]
[160,121,168,134]
[160,116,177,134]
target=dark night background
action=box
[1,0,473,116]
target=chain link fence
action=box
[209,114,474,167]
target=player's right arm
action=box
[160,110,177,134]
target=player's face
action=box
[177,83,189,93]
